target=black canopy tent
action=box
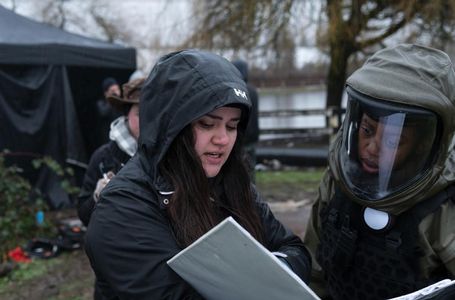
[0,5,136,209]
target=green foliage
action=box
[0,152,79,263]
[32,156,80,196]
[0,153,43,262]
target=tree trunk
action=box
[325,0,354,110]
[326,54,348,109]
[326,41,352,109]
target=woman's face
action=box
[358,113,416,174]
[192,106,241,177]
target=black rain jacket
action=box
[85,49,311,300]
[77,140,130,226]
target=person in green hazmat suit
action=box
[303,44,455,300]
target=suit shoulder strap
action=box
[409,185,455,222]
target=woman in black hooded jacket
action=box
[84,49,311,299]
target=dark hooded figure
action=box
[232,59,260,180]
[78,77,144,227]
[94,77,123,148]
[79,77,144,300]
[85,49,311,299]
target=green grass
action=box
[256,168,325,185]
[0,251,94,300]
[0,258,60,298]
[259,85,325,94]
[0,258,58,287]
[256,168,326,194]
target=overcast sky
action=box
[0,0,327,72]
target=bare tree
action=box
[415,0,455,51]
[185,0,455,109]
[321,1,433,107]
[35,0,67,29]
[32,0,126,44]
[88,3,128,44]
[184,0,303,66]
[27,0,174,74]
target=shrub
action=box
[0,152,79,263]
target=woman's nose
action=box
[366,135,381,156]
[367,140,379,156]
[212,128,229,145]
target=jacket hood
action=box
[232,59,249,82]
[138,49,251,189]
[331,44,455,214]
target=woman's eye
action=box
[360,125,372,136]
[226,124,237,131]
[198,121,213,128]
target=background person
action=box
[232,59,260,181]
[77,77,144,226]
[78,77,144,300]
[94,77,123,147]
[303,44,455,300]
[85,49,311,299]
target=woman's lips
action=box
[361,158,379,173]
[204,152,223,164]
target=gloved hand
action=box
[93,171,115,202]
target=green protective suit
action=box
[304,44,455,298]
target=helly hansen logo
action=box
[233,88,247,100]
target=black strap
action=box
[409,185,455,223]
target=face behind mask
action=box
[339,87,439,202]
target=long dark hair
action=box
[159,124,264,247]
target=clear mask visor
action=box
[340,88,439,201]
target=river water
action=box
[258,88,347,140]
[259,89,327,130]
[259,89,328,112]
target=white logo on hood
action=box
[233,88,247,100]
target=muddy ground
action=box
[0,181,318,300]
